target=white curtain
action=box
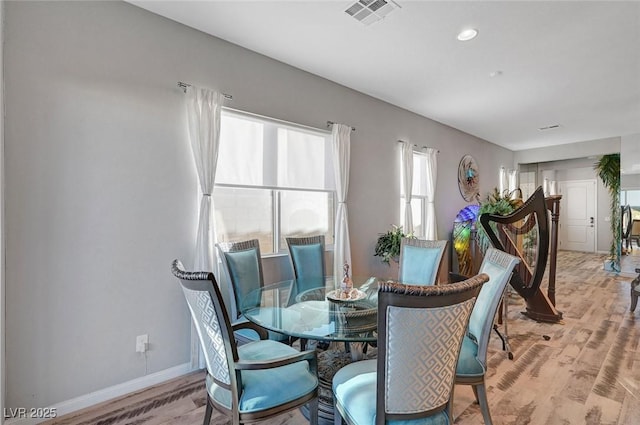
[332,124,352,279]
[401,141,414,234]
[507,169,518,193]
[499,167,508,194]
[423,148,438,240]
[185,87,223,272]
[185,86,223,370]
[543,178,559,196]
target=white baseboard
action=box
[5,362,194,425]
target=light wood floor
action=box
[47,250,640,425]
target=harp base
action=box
[521,289,563,323]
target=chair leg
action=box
[203,399,213,425]
[334,402,344,425]
[471,384,479,403]
[308,398,318,425]
[475,383,493,425]
[631,285,639,312]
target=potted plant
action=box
[594,153,621,272]
[374,225,414,265]
[476,188,521,252]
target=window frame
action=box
[400,149,429,239]
[214,109,336,256]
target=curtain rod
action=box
[397,140,439,153]
[327,121,356,131]
[177,81,233,100]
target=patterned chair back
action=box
[171,260,237,390]
[217,239,264,320]
[375,273,488,423]
[398,238,448,285]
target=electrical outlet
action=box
[136,334,149,353]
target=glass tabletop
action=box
[241,276,379,342]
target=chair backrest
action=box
[375,273,488,423]
[632,220,640,236]
[468,248,520,363]
[398,238,447,285]
[171,260,238,391]
[622,205,633,239]
[217,239,264,320]
[285,235,325,292]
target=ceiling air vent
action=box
[538,124,561,131]
[345,0,400,26]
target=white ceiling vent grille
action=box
[345,0,400,26]
[538,124,561,131]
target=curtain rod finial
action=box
[327,121,355,131]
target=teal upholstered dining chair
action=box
[398,238,448,285]
[455,248,520,425]
[285,235,326,297]
[285,235,326,293]
[333,273,489,425]
[171,260,319,425]
[285,235,331,351]
[217,239,289,344]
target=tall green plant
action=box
[594,154,621,270]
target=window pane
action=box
[214,187,274,254]
[412,154,428,196]
[401,153,428,197]
[277,128,334,190]
[400,197,423,237]
[217,114,264,186]
[280,190,334,249]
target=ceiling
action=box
[129,0,640,152]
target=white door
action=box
[558,180,596,252]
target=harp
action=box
[479,186,563,323]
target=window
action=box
[400,152,429,238]
[214,110,335,254]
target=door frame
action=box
[558,179,597,253]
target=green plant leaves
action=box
[374,225,414,265]
[594,154,621,267]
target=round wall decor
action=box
[458,154,480,202]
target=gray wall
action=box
[4,1,513,408]
[1,0,5,417]
[513,136,620,165]
[622,174,640,190]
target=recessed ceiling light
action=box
[457,28,478,41]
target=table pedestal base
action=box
[302,349,360,425]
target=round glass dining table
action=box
[241,275,381,424]
[240,276,380,344]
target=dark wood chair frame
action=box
[622,205,633,251]
[171,260,319,425]
[374,275,487,424]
